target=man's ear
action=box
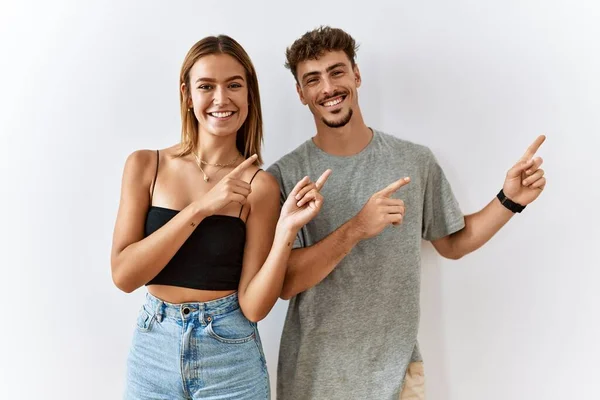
[353,64,362,88]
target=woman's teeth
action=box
[210,111,234,118]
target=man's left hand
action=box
[503,134,547,206]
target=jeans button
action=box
[206,316,212,322]
[183,307,190,315]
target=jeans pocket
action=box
[206,308,255,344]
[135,305,156,333]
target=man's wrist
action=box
[496,189,526,213]
[345,217,366,243]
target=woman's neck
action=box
[195,131,240,164]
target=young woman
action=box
[110,35,330,399]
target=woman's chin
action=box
[202,127,241,138]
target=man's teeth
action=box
[323,97,343,107]
[210,111,233,118]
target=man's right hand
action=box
[351,177,411,240]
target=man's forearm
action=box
[280,219,362,299]
[448,197,515,259]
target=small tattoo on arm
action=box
[190,222,196,227]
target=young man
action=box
[267,26,546,400]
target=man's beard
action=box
[322,108,353,128]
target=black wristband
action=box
[497,189,526,213]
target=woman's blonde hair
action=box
[176,35,263,165]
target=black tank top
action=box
[144,150,262,290]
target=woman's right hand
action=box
[279,169,332,232]
[196,154,258,217]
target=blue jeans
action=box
[125,292,270,399]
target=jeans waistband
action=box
[144,291,240,322]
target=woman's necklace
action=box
[193,152,240,182]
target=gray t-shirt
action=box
[267,130,465,400]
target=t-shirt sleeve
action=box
[421,149,465,241]
[266,162,306,249]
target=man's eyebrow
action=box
[301,63,347,82]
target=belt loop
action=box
[155,299,164,322]
[199,303,208,325]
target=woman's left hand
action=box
[280,169,332,232]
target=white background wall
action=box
[1,0,598,399]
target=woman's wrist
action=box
[275,219,299,244]
[190,201,209,221]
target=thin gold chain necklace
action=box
[193,152,240,182]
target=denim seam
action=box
[254,338,268,375]
[179,321,190,398]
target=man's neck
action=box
[312,113,373,156]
